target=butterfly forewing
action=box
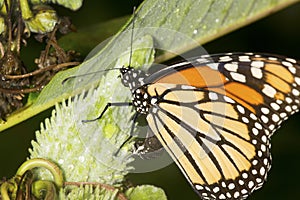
[208,53,300,134]
[146,53,300,135]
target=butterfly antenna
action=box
[62,68,121,85]
[128,6,136,67]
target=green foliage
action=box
[60,185,121,200]
[2,0,299,131]
[30,0,83,11]
[1,0,300,199]
[24,36,157,198]
[125,185,167,200]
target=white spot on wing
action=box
[261,107,270,114]
[242,117,249,123]
[260,167,266,176]
[268,57,277,61]
[286,58,297,63]
[272,114,280,122]
[255,122,263,130]
[224,96,235,103]
[285,105,292,112]
[237,105,245,114]
[195,185,203,190]
[261,115,269,123]
[242,172,248,179]
[209,92,218,100]
[292,88,300,96]
[269,124,275,130]
[276,99,283,104]
[288,66,296,74]
[228,183,235,190]
[248,181,254,189]
[241,189,248,194]
[250,113,257,120]
[285,97,292,104]
[221,182,226,187]
[252,128,259,135]
[280,112,287,118]
[282,61,293,68]
[251,67,263,79]
[252,160,258,165]
[239,180,245,185]
[224,63,238,72]
[230,72,246,82]
[219,56,233,62]
[251,61,264,68]
[226,192,232,198]
[213,187,220,193]
[261,135,267,143]
[262,84,276,98]
[151,98,157,104]
[295,77,300,85]
[238,55,251,62]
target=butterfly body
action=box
[118,53,300,199]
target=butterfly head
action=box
[119,66,152,114]
[120,66,147,91]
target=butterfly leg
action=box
[80,101,136,155]
[82,102,132,123]
[114,112,139,156]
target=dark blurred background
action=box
[0,1,299,199]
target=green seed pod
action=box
[24,5,58,34]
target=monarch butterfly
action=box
[107,52,299,200]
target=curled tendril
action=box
[0,158,64,199]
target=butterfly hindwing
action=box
[145,83,271,199]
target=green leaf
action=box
[1,0,299,131]
[58,16,130,56]
[30,0,83,11]
[125,185,167,200]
